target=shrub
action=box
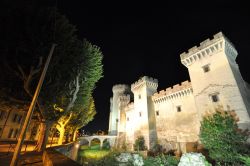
[144,154,179,166]
[102,141,110,150]
[178,153,211,166]
[134,136,147,151]
[239,155,250,166]
[148,143,165,156]
[94,152,120,166]
[200,108,249,164]
[121,141,128,151]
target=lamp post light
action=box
[10,44,56,166]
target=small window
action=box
[138,94,141,99]
[202,64,210,73]
[127,117,129,121]
[211,94,219,102]
[139,112,142,117]
[116,119,119,122]
[0,111,5,120]
[8,128,14,138]
[156,110,159,116]
[18,115,22,123]
[177,106,182,112]
[13,114,18,122]
[14,129,19,138]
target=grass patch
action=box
[79,144,110,161]
[79,149,110,160]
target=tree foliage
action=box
[0,1,82,120]
[200,108,249,164]
[0,0,103,148]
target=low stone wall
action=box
[43,143,80,166]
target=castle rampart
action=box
[152,80,192,104]
[131,76,158,91]
[180,32,237,67]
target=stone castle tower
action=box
[108,84,129,135]
[131,76,158,149]
[109,32,250,152]
[181,32,250,129]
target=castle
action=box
[108,32,250,153]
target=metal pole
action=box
[10,44,56,166]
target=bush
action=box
[94,152,120,166]
[102,141,110,150]
[134,136,147,151]
[144,154,179,166]
[148,143,166,156]
[178,153,211,166]
[240,155,250,166]
[200,109,249,164]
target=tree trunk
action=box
[65,132,70,143]
[57,127,65,145]
[73,128,78,141]
[36,120,53,152]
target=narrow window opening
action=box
[13,114,18,122]
[202,64,210,73]
[139,112,142,117]
[18,115,22,123]
[156,110,159,116]
[177,106,182,112]
[8,128,14,138]
[211,94,219,102]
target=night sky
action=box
[57,1,250,133]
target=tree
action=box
[200,108,249,165]
[53,39,103,145]
[68,96,97,142]
[0,1,103,150]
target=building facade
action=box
[108,32,250,153]
[0,103,40,141]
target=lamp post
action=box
[10,44,56,166]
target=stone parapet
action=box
[118,95,130,107]
[124,102,134,112]
[131,76,158,91]
[180,32,238,67]
[152,80,193,103]
[112,84,129,93]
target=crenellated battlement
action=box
[124,102,134,112]
[131,76,158,91]
[152,80,193,104]
[118,95,130,106]
[112,84,130,94]
[180,32,238,67]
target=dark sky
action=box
[57,1,250,133]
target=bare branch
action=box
[3,60,23,80]
[66,74,80,112]
[17,64,27,80]
[7,96,30,104]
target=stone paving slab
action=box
[0,152,43,166]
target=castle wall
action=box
[112,32,250,153]
[152,82,199,152]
